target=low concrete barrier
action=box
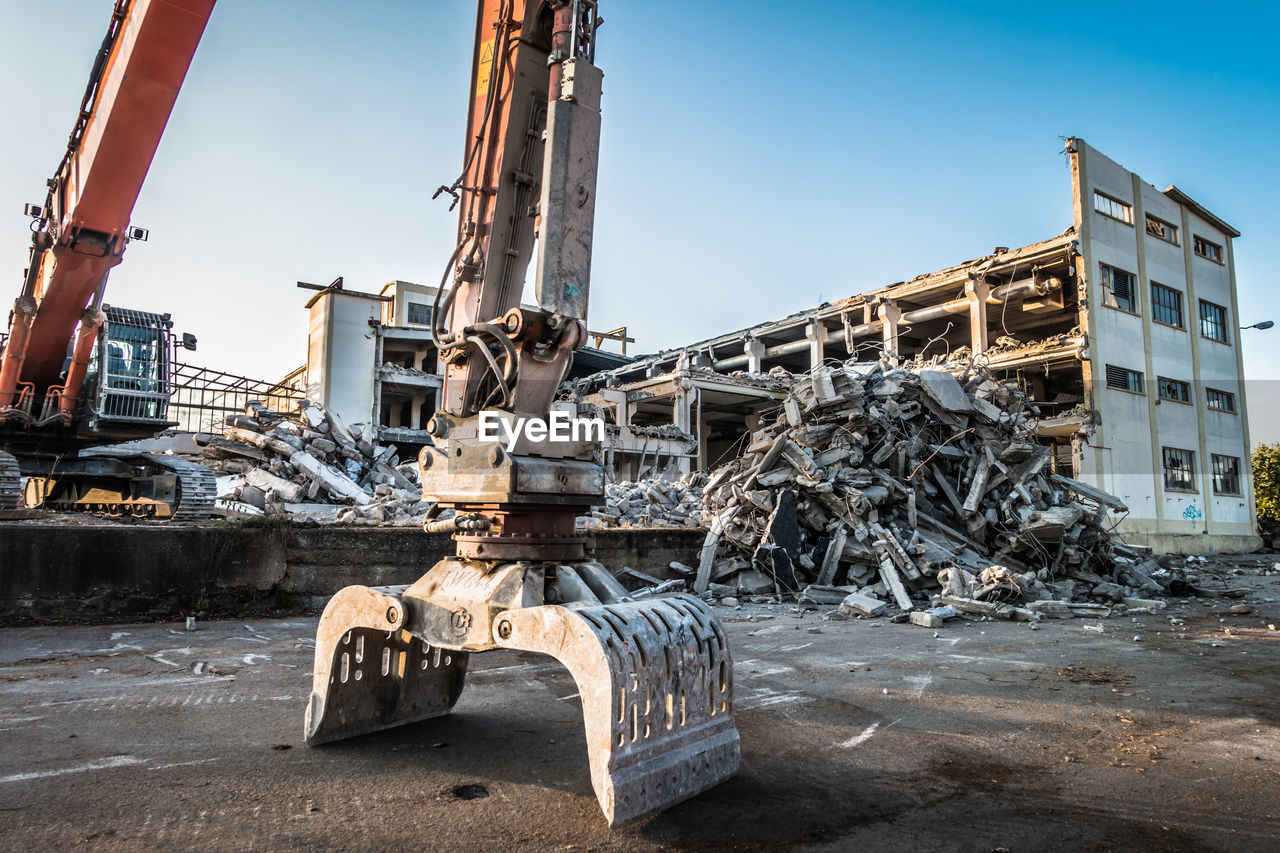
[0,523,703,625]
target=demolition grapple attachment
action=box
[304,560,740,826]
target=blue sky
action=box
[1,1,1277,443]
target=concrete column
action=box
[806,320,828,370]
[410,394,426,429]
[877,301,901,365]
[601,389,629,429]
[745,337,765,373]
[965,278,990,355]
[673,382,693,434]
[696,391,709,471]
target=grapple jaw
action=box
[495,594,739,826]
[304,586,468,745]
[304,563,740,827]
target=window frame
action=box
[1199,299,1231,344]
[1156,376,1191,404]
[1105,364,1144,394]
[1205,387,1237,414]
[1150,282,1184,329]
[1211,454,1242,496]
[1099,263,1138,314]
[1145,214,1179,245]
[405,301,432,327]
[1094,190,1134,225]
[1162,446,1197,493]
[1194,234,1224,264]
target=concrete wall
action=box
[306,291,380,426]
[1071,139,1258,553]
[0,525,704,626]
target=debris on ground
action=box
[197,401,438,526]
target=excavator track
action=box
[32,448,218,521]
[147,454,218,521]
[0,451,21,509]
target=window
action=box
[1194,235,1223,263]
[1162,447,1196,492]
[1150,282,1183,328]
[405,301,432,326]
[1211,454,1241,495]
[1157,377,1190,403]
[1206,387,1236,413]
[1145,214,1179,244]
[1094,191,1133,224]
[1199,300,1230,343]
[1105,364,1144,393]
[1100,264,1136,312]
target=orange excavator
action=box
[0,0,217,517]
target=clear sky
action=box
[1,1,1277,444]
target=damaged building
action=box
[573,139,1259,554]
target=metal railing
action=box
[168,361,305,434]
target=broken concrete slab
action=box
[840,592,887,617]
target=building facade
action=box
[1069,139,1256,553]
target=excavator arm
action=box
[305,0,742,827]
[0,0,214,426]
[432,0,600,420]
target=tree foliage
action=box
[1253,443,1280,534]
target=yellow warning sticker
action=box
[476,37,495,99]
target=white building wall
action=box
[1077,147,1157,515]
[379,280,437,328]
[306,291,380,427]
[1071,138,1257,552]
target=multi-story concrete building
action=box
[579,139,1260,553]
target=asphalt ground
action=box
[0,560,1276,851]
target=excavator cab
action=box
[89,307,174,427]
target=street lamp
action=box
[1240,320,1274,330]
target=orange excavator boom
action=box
[0,0,215,424]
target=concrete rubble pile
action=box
[580,473,709,530]
[692,359,1141,619]
[198,401,435,526]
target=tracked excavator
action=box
[0,0,218,518]
[304,0,741,827]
